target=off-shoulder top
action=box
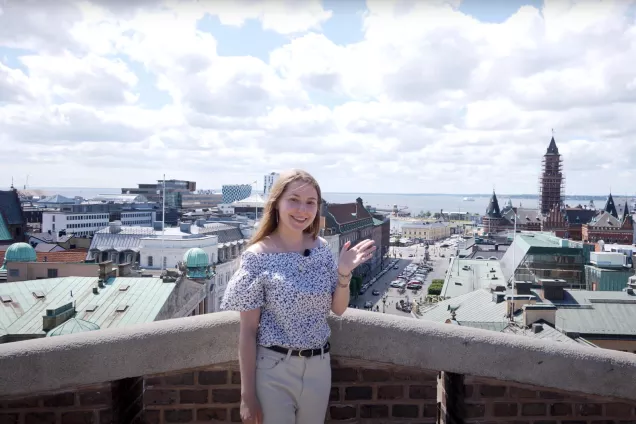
[220,243,338,349]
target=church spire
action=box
[546,135,559,155]
[604,193,618,219]
[486,190,502,218]
[623,201,630,221]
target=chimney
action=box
[523,304,557,326]
[506,294,535,317]
[153,221,164,231]
[532,323,544,333]
[93,286,99,295]
[538,279,568,302]
[494,244,498,251]
[195,219,206,228]
[514,281,532,295]
[179,222,192,233]
[42,302,75,331]
[109,220,122,234]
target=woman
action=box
[221,169,376,424]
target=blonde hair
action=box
[249,169,322,246]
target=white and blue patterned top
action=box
[220,243,338,350]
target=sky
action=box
[1,0,636,195]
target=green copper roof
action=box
[4,242,37,263]
[0,214,11,241]
[183,248,209,268]
[47,318,100,337]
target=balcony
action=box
[0,310,635,423]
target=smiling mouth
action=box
[291,216,308,224]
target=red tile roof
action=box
[0,249,88,264]
[326,203,372,225]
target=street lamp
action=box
[382,295,387,313]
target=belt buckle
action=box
[297,349,306,358]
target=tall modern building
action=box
[221,185,252,204]
[121,180,196,208]
[539,136,565,215]
[264,172,280,195]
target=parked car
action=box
[372,290,380,296]
[364,301,373,309]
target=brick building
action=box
[538,136,565,215]
[322,197,376,281]
[482,191,503,234]
[482,193,542,234]
[582,195,634,244]
[542,203,597,240]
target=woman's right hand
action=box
[240,394,263,424]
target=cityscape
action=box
[1,1,636,423]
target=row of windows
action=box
[122,213,152,218]
[68,214,109,220]
[8,268,58,278]
[68,223,108,229]
[122,220,151,225]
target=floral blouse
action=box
[220,243,338,349]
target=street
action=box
[350,243,452,317]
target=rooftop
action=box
[0,189,24,226]
[0,275,202,341]
[1,311,635,423]
[421,283,636,340]
[0,249,88,266]
[36,194,75,204]
[87,223,246,260]
[441,258,505,298]
[419,289,511,331]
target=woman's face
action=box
[277,180,319,233]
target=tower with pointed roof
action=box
[622,200,631,222]
[539,134,565,215]
[482,191,504,233]
[604,193,618,219]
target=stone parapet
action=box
[0,310,635,423]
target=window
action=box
[47,269,58,278]
[8,269,19,277]
[148,256,153,267]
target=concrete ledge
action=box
[0,310,635,400]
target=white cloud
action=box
[1,0,636,195]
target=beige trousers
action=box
[255,345,331,424]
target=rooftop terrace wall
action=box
[0,310,635,423]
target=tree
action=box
[350,276,362,298]
[424,211,432,217]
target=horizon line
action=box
[4,186,627,198]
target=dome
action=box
[4,242,37,263]
[47,318,100,337]
[183,248,209,268]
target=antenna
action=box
[552,128,555,137]
[161,174,166,272]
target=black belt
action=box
[265,342,330,358]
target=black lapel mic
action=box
[303,249,311,257]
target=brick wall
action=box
[3,363,636,424]
[0,383,114,424]
[463,375,636,423]
[142,357,439,424]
